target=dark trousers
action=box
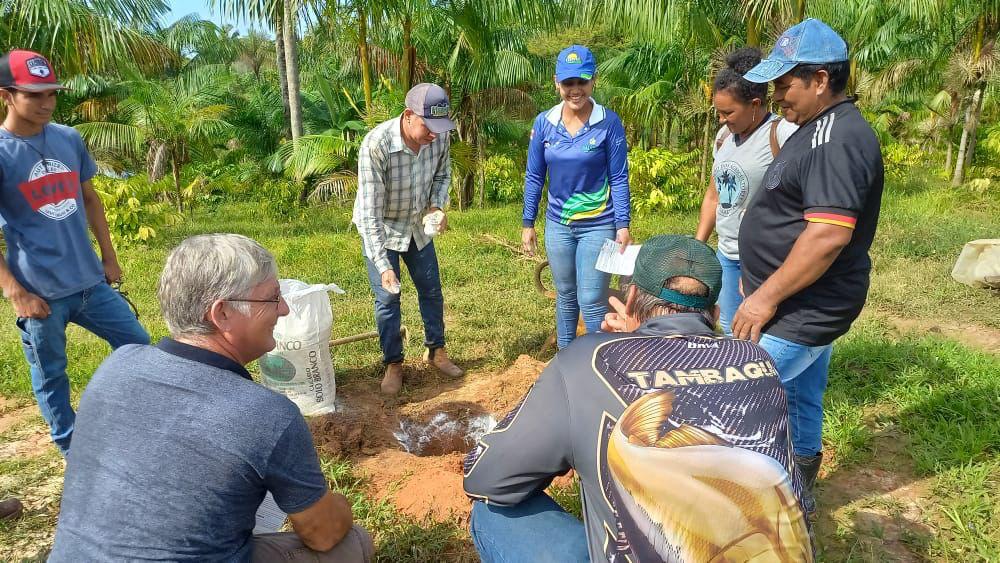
[363,238,445,364]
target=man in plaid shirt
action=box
[352,83,464,395]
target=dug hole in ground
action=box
[264,279,556,525]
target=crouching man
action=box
[49,234,373,562]
[463,235,811,562]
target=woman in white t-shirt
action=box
[695,47,797,335]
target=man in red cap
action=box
[0,50,149,454]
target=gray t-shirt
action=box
[712,116,797,260]
[0,123,104,299]
[49,340,328,562]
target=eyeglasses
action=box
[560,78,592,88]
[225,296,283,306]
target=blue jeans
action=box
[717,250,742,335]
[544,219,615,349]
[759,333,833,457]
[17,282,150,454]
[470,493,590,562]
[364,238,445,365]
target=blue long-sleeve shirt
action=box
[522,101,631,229]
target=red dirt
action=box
[309,354,547,523]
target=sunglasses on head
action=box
[560,78,591,88]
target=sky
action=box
[165,0,251,34]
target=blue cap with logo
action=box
[555,45,597,82]
[743,18,848,83]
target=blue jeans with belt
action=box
[759,333,833,457]
[17,281,150,454]
[544,218,615,349]
[363,238,445,364]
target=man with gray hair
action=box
[49,234,373,562]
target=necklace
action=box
[0,125,51,173]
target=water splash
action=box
[394,408,497,457]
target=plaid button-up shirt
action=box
[352,116,451,273]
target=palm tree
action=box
[0,0,173,76]
[76,74,234,211]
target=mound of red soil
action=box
[311,355,547,523]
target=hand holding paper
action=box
[595,239,642,275]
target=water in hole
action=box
[394,407,496,457]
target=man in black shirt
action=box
[735,19,884,516]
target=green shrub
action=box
[92,176,184,246]
[882,143,930,184]
[628,148,701,216]
[482,154,524,204]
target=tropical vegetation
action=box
[2,0,998,243]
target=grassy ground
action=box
[1,167,998,561]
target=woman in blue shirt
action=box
[521,45,632,349]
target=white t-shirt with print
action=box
[712,115,798,260]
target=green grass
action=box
[1,168,999,560]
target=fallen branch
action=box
[478,234,546,264]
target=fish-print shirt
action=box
[464,313,811,562]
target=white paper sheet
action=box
[595,239,642,275]
[253,492,288,534]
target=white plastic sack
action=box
[259,279,344,415]
[952,239,1000,289]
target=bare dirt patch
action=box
[882,313,1000,354]
[311,355,546,523]
[816,430,936,561]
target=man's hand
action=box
[731,292,777,343]
[381,270,400,293]
[521,227,537,257]
[428,207,448,233]
[103,256,123,284]
[601,296,637,333]
[615,228,632,253]
[5,285,51,319]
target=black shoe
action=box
[794,452,823,517]
[0,497,24,521]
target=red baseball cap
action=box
[0,50,67,92]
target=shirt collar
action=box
[156,337,254,381]
[386,116,415,155]
[635,312,718,337]
[544,99,607,127]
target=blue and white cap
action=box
[555,45,597,82]
[744,19,848,83]
[405,83,456,134]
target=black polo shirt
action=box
[739,100,884,346]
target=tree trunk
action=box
[358,6,373,115]
[747,15,761,47]
[698,111,712,185]
[401,14,414,91]
[945,139,953,173]
[665,113,673,148]
[964,84,984,170]
[171,155,182,213]
[796,0,807,20]
[283,0,304,140]
[274,12,291,134]
[951,88,980,186]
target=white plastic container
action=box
[952,239,1000,289]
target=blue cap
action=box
[555,45,597,82]
[744,19,848,83]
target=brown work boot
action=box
[424,347,465,378]
[380,362,404,395]
[0,497,24,521]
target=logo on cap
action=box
[565,52,581,64]
[777,35,799,57]
[429,103,450,117]
[26,57,51,78]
